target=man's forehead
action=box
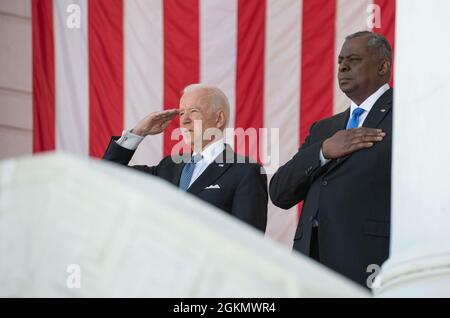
[339,36,369,56]
[181,89,213,104]
[180,95,209,110]
[182,89,207,101]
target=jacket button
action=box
[322,180,328,186]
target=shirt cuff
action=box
[319,148,331,167]
[115,129,144,150]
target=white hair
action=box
[182,84,230,127]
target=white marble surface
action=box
[377,0,450,297]
[0,153,367,297]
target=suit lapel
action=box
[327,109,350,136]
[333,107,353,167]
[186,144,233,195]
[362,89,393,129]
[316,109,349,172]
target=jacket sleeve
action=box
[232,163,268,232]
[269,123,326,209]
[102,136,158,175]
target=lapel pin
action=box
[380,109,386,112]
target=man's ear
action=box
[378,60,390,76]
[216,110,226,129]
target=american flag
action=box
[32,0,395,246]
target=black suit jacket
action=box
[103,138,268,232]
[269,89,393,287]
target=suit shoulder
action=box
[158,154,185,167]
[230,154,266,174]
[314,110,348,128]
[219,145,265,173]
[233,153,258,165]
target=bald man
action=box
[270,31,393,287]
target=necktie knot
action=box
[352,107,365,117]
[347,107,365,129]
[191,154,203,164]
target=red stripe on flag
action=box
[163,0,200,157]
[373,0,396,87]
[298,0,336,219]
[235,0,266,162]
[300,0,336,144]
[32,0,55,153]
[88,0,124,158]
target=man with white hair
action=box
[103,84,267,231]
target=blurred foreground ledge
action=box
[0,152,367,297]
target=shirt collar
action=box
[350,83,390,114]
[193,139,225,164]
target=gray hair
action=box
[346,31,392,63]
[182,84,230,127]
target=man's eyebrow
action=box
[339,54,362,59]
[180,106,200,111]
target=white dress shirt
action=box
[115,129,145,150]
[115,130,225,187]
[319,83,390,166]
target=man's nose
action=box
[339,61,350,73]
[180,113,191,125]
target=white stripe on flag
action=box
[54,0,89,155]
[333,0,372,114]
[263,0,302,247]
[200,0,238,147]
[125,0,164,165]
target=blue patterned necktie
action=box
[346,107,365,129]
[179,154,203,191]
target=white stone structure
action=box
[376,0,450,297]
[0,153,367,297]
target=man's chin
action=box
[190,137,204,151]
[339,84,356,95]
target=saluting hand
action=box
[131,109,179,137]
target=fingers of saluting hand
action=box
[152,109,179,119]
[160,120,172,130]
